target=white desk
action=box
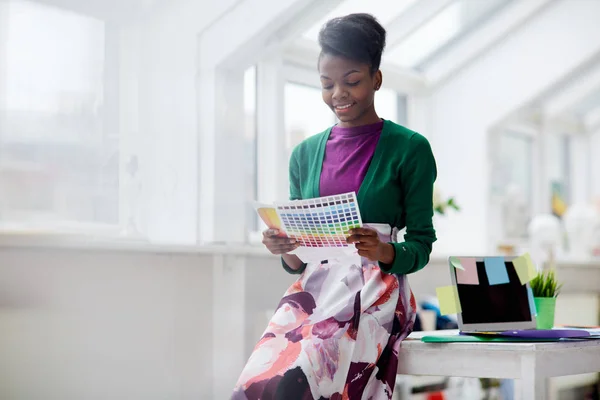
[398,331,600,400]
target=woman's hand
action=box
[262,229,299,255]
[346,227,395,264]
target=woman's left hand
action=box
[346,227,395,264]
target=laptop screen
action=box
[457,260,532,324]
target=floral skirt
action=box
[231,248,417,400]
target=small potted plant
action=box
[529,269,563,329]
[433,186,460,216]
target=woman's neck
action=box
[338,109,381,128]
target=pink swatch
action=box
[456,257,479,285]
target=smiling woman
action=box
[232,13,437,400]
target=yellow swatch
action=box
[256,206,282,230]
[436,285,462,315]
[513,253,538,285]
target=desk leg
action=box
[517,354,548,400]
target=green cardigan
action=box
[283,119,437,275]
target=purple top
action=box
[319,120,383,197]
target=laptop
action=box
[448,256,537,332]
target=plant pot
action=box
[534,297,556,330]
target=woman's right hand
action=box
[262,229,299,255]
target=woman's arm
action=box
[380,134,437,274]
[281,254,306,274]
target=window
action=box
[303,0,419,41]
[284,82,335,154]
[546,133,571,210]
[490,130,533,239]
[386,0,510,69]
[493,131,534,207]
[376,88,399,123]
[0,0,115,232]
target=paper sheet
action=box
[436,285,462,315]
[513,252,538,285]
[484,257,510,285]
[255,192,363,263]
[456,257,479,285]
[449,256,465,271]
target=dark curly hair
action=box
[318,13,386,75]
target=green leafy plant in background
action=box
[433,186,460,216]
[529,269,563,298]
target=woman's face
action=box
[318,53,382,127]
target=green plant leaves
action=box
[529,269,563,298]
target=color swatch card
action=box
[255,192,363,262]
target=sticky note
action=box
[512,253,538,285]
[527,286,537,316]
[436,285,462,315]
[449,256,465,271]
[484,257,510,285]
[456,257,479,285]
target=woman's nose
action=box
[332,85,348,101]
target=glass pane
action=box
[546,133,571,216]
[285,83,335,153]
[385,0,509,68]
[303,0,419,42]
[491,130,533,239]
[1,0,114,230]
[573,91,600,117]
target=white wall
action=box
[0,242,302,400]
[428,0,600,254]
[0,247,214,400]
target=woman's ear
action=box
[374,70,383,91]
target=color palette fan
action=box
[255,192,363,262]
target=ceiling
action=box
[19,0,168,22]
[296,0,513,72]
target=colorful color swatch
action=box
[256,206,283,231]
[256,192,363,250]
[436,285,462,316]
[484,257,510,285]
[456,257,479,285]
[276,192,362,248]
[513,252,538,285]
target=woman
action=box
[232,13,437,400]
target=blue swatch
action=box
[484,257,510,285]
[527,287,537,316]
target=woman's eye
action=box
[347,81,360,86]
[322,85,333,90]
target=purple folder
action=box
[463,329,591,339]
